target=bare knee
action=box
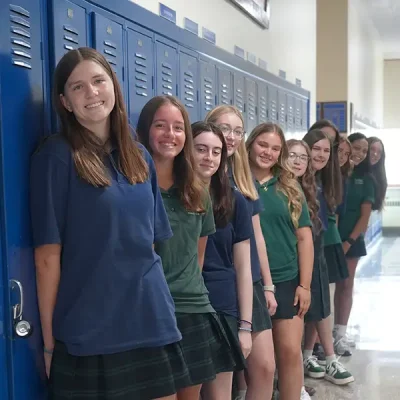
[276,341,301,365]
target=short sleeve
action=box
[298,199,312,229]
[145,149,173,242]
[200,192,216,237]
[362,177,375,205]
[30,153,69,247]
[251,197,263,216]
[232,191,253,243]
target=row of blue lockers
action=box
[12,0,310,133]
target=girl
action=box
[136,96,235,400]
[300,132,354,385]
[205,106,276,400]
[367,137,387,212]
[30,48,190,399]
[246,123,313,400]
[335,133,375,355]
[191,121,253,399]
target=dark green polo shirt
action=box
[323,213,342,246]
[338,171,375,241]
[256,177,312,283]
[155,187,216,314]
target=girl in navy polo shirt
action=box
[30,48,190,399]
[137,96,235,400]
[191,121,253,399]
[205,106,276,400]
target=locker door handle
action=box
[10,279,33,338]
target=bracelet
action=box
[239,319,252,327]
[299,284,310,291]
[43,346,54,355]
[238,327,252,333]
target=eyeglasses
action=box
[219,124,245,139]
[288,152,309,164]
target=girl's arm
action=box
[198,237,208,270]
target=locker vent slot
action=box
[235,89,244,112]
[10,4,32,69]
[287,102,294,130]
[134,48,149,97]
[295,105,301,130]
[279,101,285,126]
[270,99,277,122]
[259,95,267,121]
[247,90,256,122]
[63,24,80,53]
[183,70,195,109]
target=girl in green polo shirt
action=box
[246,123,314,400]
[137,95,235,400]
[335,133,375,355]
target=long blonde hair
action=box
[246,123,304,228]
[205,105,258,200]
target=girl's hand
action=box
[265,291,277,316]
[294,286,311,318]
[238,330,252,359]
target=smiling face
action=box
[369,140,383,166]
[60,60,115,132]
[351,138,369,166]
[149,103,186,161]
[193,131,223,181]
[249,132,282,171]
[310,138,331,171]
[338,140,351,167]
[288,143,309,177]
[214,112,244,157]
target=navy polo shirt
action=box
[202,189,252,317]
[317,185,329,232]
[30,135,181,356]
[228,169,263,282]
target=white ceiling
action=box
[362,0,400,59]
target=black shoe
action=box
[313,343,326,366]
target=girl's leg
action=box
[201,372,233,400]
[177,385,202,400]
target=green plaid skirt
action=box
[176,312,236,385]
[49,340,191,399]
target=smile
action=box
[160,142,176,148]
[85,101,104,109]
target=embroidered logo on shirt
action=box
[354,179,364,185]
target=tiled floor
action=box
[304,236,400,399]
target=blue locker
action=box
[233,72,245,113]
[127,26,154,127]
[92,12,124,87]
[286,93,295,133]
[217,66,232,105]
[302,99,309,131]
[268,84,278,124]
[179,48,199,122]
[0,0,47,398]
[257,81,268,123]
[199,59,216,119]
[295,97,302,132]
[278,89,287,131]
[156,37,178,96]
[245,78,257,134]
[51,0,87,64]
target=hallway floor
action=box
[304,236,400,399]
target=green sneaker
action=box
[325,360,355,385]
[304,356,325,378]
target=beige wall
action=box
[130,0,317,123]
[384,60,400,128]
[317,0,348,102]
[348,2,384,127]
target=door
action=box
[155,37,178,96]
[0,0,48,398]
[179,48,199,122]
[216,66,232,106]
[127,26,154,127]
[199,59,216,119]
[92,12,124,89]
[257,81,268,124]
[245,78,257,135]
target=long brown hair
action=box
[287,139,320,228]
[246,123,304,228]
[205,105,258,200]
[53,47,148,186]
[192,121,233,227]
[339,136,353,178]
[303,129,341,212]
[136,95,205,212]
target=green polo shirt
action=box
[338,171,375,241]
[155,187,216,314]
[256,177,312,284]
[323,213,342,246]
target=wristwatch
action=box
[346,237,356,245]
[263,284,276,293]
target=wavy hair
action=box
[136,95,205,212]
[246,123,304,228]
[367,136,387,211]
[53,47,148,186]
[339,136,353,178]
[205,105,258,200]
[287,139,320,229]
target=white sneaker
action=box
[334,336,352,357]
[300,386,312,400]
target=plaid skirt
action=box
[252,280,272,332]
[324,243,349,283]
[49,340,191,399]
[176,312,236,385]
